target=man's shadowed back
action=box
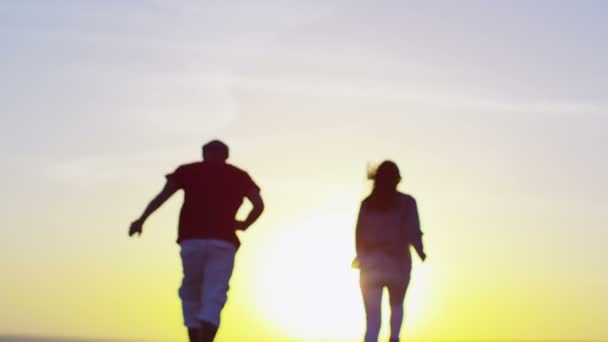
[129,140,264,342]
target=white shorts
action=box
[178,239,237,327]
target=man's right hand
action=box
[129,219,143,237]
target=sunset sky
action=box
[1,1,607,341]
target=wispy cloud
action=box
[229,74,606,116]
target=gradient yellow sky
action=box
[1,1,607,341]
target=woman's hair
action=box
[365,160,401,211]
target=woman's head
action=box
[369,160,401,191]
[366,160,402,210]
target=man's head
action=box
[203,140,229,162]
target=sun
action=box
[249,211,431,341]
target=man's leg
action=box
[198,239,237,342]
[187,328,200,342]
[360,273,383,342]
[199,320,219,342]
[179,240,206,342]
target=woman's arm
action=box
[355,203,366,256]
[409,198,426,261]
[412,235,426,261]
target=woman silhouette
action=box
[355,161,426,342]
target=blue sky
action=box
[2,1,607,155]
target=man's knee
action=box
[198,307,223,327]
[199,290,229,324]
[179,277,203,301]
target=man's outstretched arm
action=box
[236,189,265,231]
[129,179,179,237]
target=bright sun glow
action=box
[251,211,431,341]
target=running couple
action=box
[129,140,426,342]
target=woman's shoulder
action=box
[398,192,417,206]
[360,195,372,207]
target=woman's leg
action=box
[387,277,410,341]
[361,275,383,342]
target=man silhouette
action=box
[129,140,264,342]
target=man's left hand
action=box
[234,220,248,231]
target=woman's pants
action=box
[360,272,410,342]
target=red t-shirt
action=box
[166,161,260,247]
